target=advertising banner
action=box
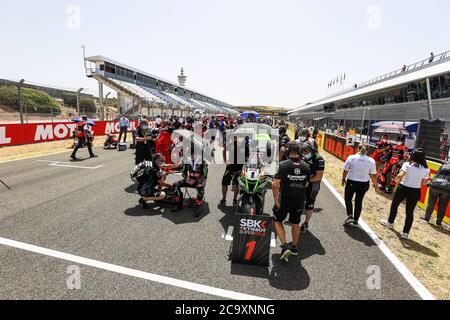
[0,120,139,147]
[231,213,273,267]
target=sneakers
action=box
[280,244,292,262]
[288,242,298,256]
[401,233,409,240]
[419,217,430,224]
[138,198,149,210]
[348,220,359,228]
[379,220,394,229]
[300,222,309,234]
[218,200,226,208]
[90,154,98,158]
[344,216,358,228]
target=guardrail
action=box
[325,50,450,100]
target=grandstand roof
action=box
[289,51,450,115]
[85,55,233,108]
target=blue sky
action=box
[1,0,449,108]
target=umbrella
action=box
[371,121,418,132]
[240,110,260,119]
[374,124,408,135]
[72,117,97,126]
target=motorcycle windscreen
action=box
[231,213,273,267]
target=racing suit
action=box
[380,144,408,192]
[174,161,208,209]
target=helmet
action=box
[130,161,153,182]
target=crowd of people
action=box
[76,112,447,262]
[125,113,329,262]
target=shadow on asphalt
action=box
[162,202,211,225]
[217,205,236,216]
[299,232,326,260]
[124,204,166,217]
[229,255,310,291]
[124,183,138,194]
[268,255,310,291]
[124,202,211,225]
[343,225,377,247]
[228,232,321,291]
[230,263,270,279]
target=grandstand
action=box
[288,50,450,135]
[84,55,238,118]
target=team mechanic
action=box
[278,126,291,161]
[272,142,311,262]
[133,154,178,210]
[218,136,250,208]
[71,115,97,160]
[172,155,208,217]
[299,142,325,233]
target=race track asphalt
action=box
[0,146,421,300]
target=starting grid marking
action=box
[38,160,104,170]
[0,236,268,300]
[222,226,278,248]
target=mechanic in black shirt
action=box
[300,142,325,233]
[272,142,311,262]
[133,153,175,209]
[135,119,154,165]
[218,135,250,208]
[278,126,291,161]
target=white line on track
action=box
[0,144,111,165]
[0,236,268,300]
[38,160,104,170]
[0,150,73,165]
[322,178,435,300]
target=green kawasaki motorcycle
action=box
[236,157,271,216]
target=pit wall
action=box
[316,131,450,225]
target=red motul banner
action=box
[0,121,138,147]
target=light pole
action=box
[17,79,25,124]
[105,92,111,120]
[81,45,87,72]
[76,88,83,116]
